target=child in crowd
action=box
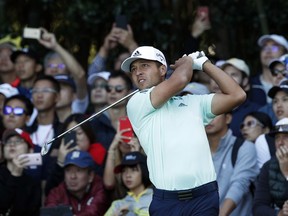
[104,151,152,216]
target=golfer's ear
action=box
[160,65,166,76]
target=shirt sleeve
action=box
[225,141,259,204]
[88,54,107,76]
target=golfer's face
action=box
[130,60,162,90]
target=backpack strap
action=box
[231,137,245,167]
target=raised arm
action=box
[151,55,193,108]
[39,28,88,100]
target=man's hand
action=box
[276,145,288,178]
[188,51,209,71]
[38,28,58,50]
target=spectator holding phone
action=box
[90,72,134,150]
[88,21,138,77]
[104,121,142,201]
[45,113,106,195]
[45,150,109,216]
[104,151,152,216]
[0,128,41,216]
[39,28,89,115]
[121,46,246,215]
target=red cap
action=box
[2,128,34,148]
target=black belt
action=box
[153,181,218,201]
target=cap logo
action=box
[125,155,137,160]
[156,53,165,62]
[132,50,141,57]
[71,151,80,159]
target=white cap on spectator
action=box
[121,46,167,72]
[258,34,288,51]
[221,58,250,76]
[87,71,111,86]
[0,83,19,98]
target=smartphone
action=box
[197,6,210,21]
[115,15,128,30]
[23,27,42,39]
[18,153,43,166]
[119,116,133,143]
[64,131,77,148]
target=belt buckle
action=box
[177,189,193,200]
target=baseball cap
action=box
[0,83,19,98]
[268,79,288,98]
[87,71,111,86]
[269,118,288,136]
[0,42,16,51]
[114,151,147,174]
[10,47,40,63]
[221,58,250,76]
[64,150,95,169]
[2,128,34,148]
[121,46,167,72]
[268,54,288,71]
[258,34,288,51]
[54,74,76,91]
[180,82,210,95]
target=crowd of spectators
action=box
[0,11,287,216]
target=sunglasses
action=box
[271,69,288,77]
[47,63,66,69]
[261,45,281,53]
[3,106,26,116]
[105,85,127,93]
[240,119,264,130]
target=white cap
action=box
[258,34,288,51]
[275,117,288,126]
[121,46,167,72]
[0,83,19,98]
[87,71,111,86]
[221,58,250,76]
[181,82,210,95]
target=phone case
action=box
[115,15,128,30]
[64,131,77,148]
[19,153,43,166]
[119,116,133,143]
[23,27,42,39]
[197,6,209,20]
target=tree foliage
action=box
[0,0,287,74]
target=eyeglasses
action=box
[3,106,26,116]
[261,45,281,53]
[31,88,57,94]
[271,69,288,77]
[47,63,66,69]
[92,84,107,90]
[105,85,127,93]
[5,139,25,146]
[240,119,264,130]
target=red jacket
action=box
[45,175,109,216]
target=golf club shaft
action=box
[41,89,139,155]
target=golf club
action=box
[41,89,139,156]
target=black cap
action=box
[268,80,288,98]
[114,151,147,174]
[10,47,40,63]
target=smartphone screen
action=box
[64,131,77,148]
[115,15,128,30]
[119,116,133,143]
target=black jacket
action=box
[0,163,41,216]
